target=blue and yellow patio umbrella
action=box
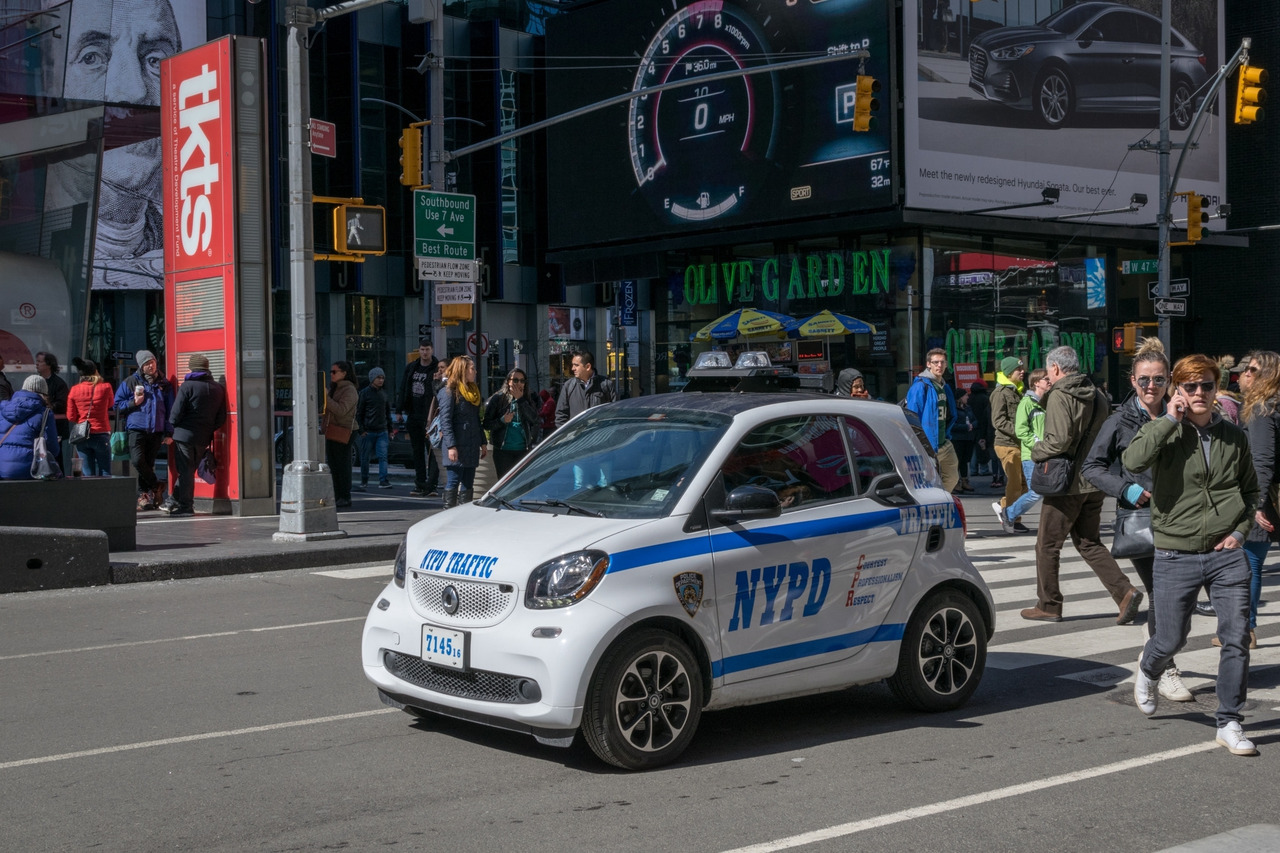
[788,309,877,337]
[691,307,797,342]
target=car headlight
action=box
[525,550,610,609]
[393,538,407,588]
[989,44,1034,61]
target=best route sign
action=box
[1154,298,1187,317]
[414,189,476,264]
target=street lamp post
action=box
[275,0,390,542]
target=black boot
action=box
[459,488,473,505]
[443,487,459,509]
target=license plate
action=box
[421,624,468,670]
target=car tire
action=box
[582,629,703,770]
[1034,67,1072,129]
[887,589,987,712]
[1170,78,1194,131]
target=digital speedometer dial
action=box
[628,0,780,223]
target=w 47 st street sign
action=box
[414,190,477,281]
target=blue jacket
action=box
[0,390,60,480]
[113,370,174,434]
[437,386,484,468]
[904,373,957,451]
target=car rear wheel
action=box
[1035,68,1072,128]
[582,629,703,770]
[888,589,986,712]
[1170,79,1194,131]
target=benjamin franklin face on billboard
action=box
[38,0,205,290]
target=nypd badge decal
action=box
[673,571,704,617]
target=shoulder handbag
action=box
[69,418,91,444]
[197,444,218,485]
[31,409,62,480]
[322,416,353,444]
[427,414,443,449]
[1111,506,1154,558]
[110,409,130,460]
[1030,390,1099,497]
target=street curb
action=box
[108,540,402,584]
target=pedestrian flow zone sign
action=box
[414,190,476,280]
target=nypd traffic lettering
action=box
[728,558,831,631]
[419,548,498,579]
[898,503,956,534]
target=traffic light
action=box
[1112,326,1126,354]
[1186,192,1206,243]
[853,75,880,132]
[398,125,422,187]
[1235,64,1267,125]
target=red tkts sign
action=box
[162,38,234,273]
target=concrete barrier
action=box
[0,526,111,593]
[0,477,138,550]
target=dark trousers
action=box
[493,448,527,480]
[952,439,975,478]
[1034,491,1135,615]
[326,437,352,501]
[408,417,439,490]
[172,440,196,511]
[129,430,165,494]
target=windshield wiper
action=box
[519,499,604,517]
[493,497,521,511]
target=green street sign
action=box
[1122,258,1158,275]
[413,190,476,261]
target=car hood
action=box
[404,503,669,585]
[973,26,1064,51]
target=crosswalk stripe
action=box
[313,565,394,579]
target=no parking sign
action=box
[466,332,490,357]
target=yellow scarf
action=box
[458,383,481,407]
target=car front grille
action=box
[969,48,987,81]
[409,572,516,626]
[384,651,537,704]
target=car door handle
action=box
[1123,57,1136,64]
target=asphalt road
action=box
[3,522,1279,853]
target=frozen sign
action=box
[162,39,235,273]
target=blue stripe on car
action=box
[709,621,907,678]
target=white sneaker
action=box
[1158,666,1193,702]
[1134,653,1158,716]
[1215,722,1258,756]
[992,501,1014,534]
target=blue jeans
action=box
[77,433,112,476]
[1140,547,1250,727]
[1006,460,1042,521]
[1243,539,1270,629]
[360,430,389,485]
[445,465,476,493]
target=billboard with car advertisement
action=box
[904,0,1225,228]
[546,0,894,252]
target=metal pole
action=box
[427,0,445,356]
[1155,0,1171,352]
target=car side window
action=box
[1093,12,1136,43]
[720,415,853,511]
[842,417,895,494]
[1131,14,1160,45]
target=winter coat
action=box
[170,372,228,448]
[1123,413,1257,552]
[438,385,484,468]
[1082,394,1162,507]
[539,391,557,434]
[555,373,616,427]
[0,390,59,480]
[903,372,956,452]
[114,370,174,434]
[968,384,993,448]
[991,372,1023,448]
[949,402,977,442]
[399,358,439,420]
[356,384,392,433]
[67,379,116,435]
[483,390,542,451]
[1014,390,1047,462]
[323,378,358,440]
[1243,402,1280,543]
[1030,371,1108,495]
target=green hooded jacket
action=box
[991,371,1023,448]
[1029,371,1108,495]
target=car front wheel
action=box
[582,629,703,770]
[888,589,987,712]
[1035,68,1072,128]
[1170,79,1194,131]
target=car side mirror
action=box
[711,485,782,524]
[867,473,913,506]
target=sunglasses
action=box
[1135,375,1169,388]
[1179,381,1217,395]
[1244,365,1260,374]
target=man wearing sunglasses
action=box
[1124,354,1259,756]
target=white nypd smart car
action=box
[362,392,994,770]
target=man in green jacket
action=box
[1125,354,1258,756]
[1022,346,1143,624]
[991,356,1027,524]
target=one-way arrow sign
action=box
[1149,278,1190,300]
[1154,298,1187,317]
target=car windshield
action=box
[1040,5,1099,34]
[482,407,730,518]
